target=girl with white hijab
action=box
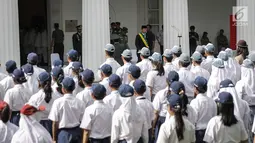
[0,101,18,143]
[11,104,52,143]
[207,58,227,100]
[218,51,236,84]
[225,48,241,82]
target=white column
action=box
[236,0,255,51]
[163,0,189,54]
[0,0,20,67]
[82,0,110,75]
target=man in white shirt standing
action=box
[163,49,178,77]
[26,52,46,78]
[190,76,217,143]
[171,45,182,69]
[191,51,210,80]
[201,43,215,73]
[136,47,153,82]
[99,64,112,95]
[116,49,132,84]
[63,49,79,77]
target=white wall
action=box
[188,0,236,48]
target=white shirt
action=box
[48,94,85,128]
[99,77,111,95]
[190,65,210,81]
[0,121,18,143]
[28,89,60,120]
[0,84,5,101]
[0,72,7,81]
[146,70,167,95]
[73,76,84,96]
[33,65,46,78]
[172,58,180,70]
[116,62,132,84]
[136,96,154,129]
[204,116,248,143]
[98,58,121,79]
[136,59,153,82]
[157,116,196,143]
[76,87,94,108]
[23,74,39,95]
[63,62,73,77]
[201,55,214,74]
[80,100,113,138]
[178,67,195,98]
[190,93,217,130]
[0,75,14,93]
[153,87,168,117]
[164,63,178,78]
[103,90,123,112]
[4,84,32,111]
[129,80,151,101]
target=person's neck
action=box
[85,84,92,88]
[123,60,129,64]
[111,88,118,92]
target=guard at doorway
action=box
[72,25,82,62]
[51,23,64,61]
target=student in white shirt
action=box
[195,45,206,59]
[133,79,154,143]
[116,49,132,84]
[51,59,63,70]
[111,84,149,143]
[190,51,210,80]
[0,60,17,93]
[163,49,178,77]
[136,47,153,82]
[171,45,182,69]
[207,58,227,100]
[146,52,167,101]
[152,71,179,142]
[178,53,195,101]
[63,49,79,77]
[48,77,85,143]
[157,94,195,143]
[26,52,46,78]
[103,74,123,112]
[4,69,32,126]
[225,48,241,82]
[201,43,215,73]
[190,76,217,143]
[99,64,112,95]
[204,92,248,143]
[98,44,121,79]
[76,69,94,108]
[28,72,60,135]
[81,84,113,143]
[71,61,84,96]
[0,101,18,143]
[12,104,52,143]
[22,63,39,95]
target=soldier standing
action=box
[51,23,64,61]
[72,25,82,62]
[189,26,199,56]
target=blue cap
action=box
[127,65,141,79]
[167,71,179,83]
[51,67,63,77]
[167,94,182,109]
[196,45,205,54]
[171,45,182,54]
[179,53,190,63]
[109,74,121,87]
[105,44,115,52]
[194,76,207,88]
[248,52,255,62]
[62,77,75,91]
[216,92,233,104]
[225,48,233,57]
[5,60,17,73]
[12,69,25,80]
[67,49,79,60]
[218,51,228,61]
[220,79,234,88]
[100,64,112,75]
[149,52,162,63]
[119,84,134,97]
[138,47,150,57]
[27,53,38,63]
[22,64,34,75]
[92,84,106,98]
[38,72,51,84]
[204,43,215,53]
[170,81,185,94]
[212,58,224,68]
[163,49,173,58]
[53,59,63,68]
[121,49,132,58]
[71,62,83,70]
[191,51,202,62]
[242,59,254,68]
[133,79,146,94]
[80,69,95,82]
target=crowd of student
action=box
[0,40,255,143]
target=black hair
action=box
[220,29,224,33]
[179,61,190,68]
[83,76,94,86]
[54,23,59,28]
[6,67,16,74]
[13,77,27,84]
[53,70,64,94]
[78,75,85,88]
[103,71,112,77]
[109,82,121,89]
[72,68,84,88]
[164,56,173,62]
[124,57,132,62]
[237,47,249,58]
[69,56,79,62]
[0,104,10,123]
[39,80,53,103]
[172,104,185,141]
[194,60,202,65]
[173,52,182,57]
[206,50,214,55]
[105,51,114,57]
[93,93,105,100]
[152,61,165,76]
[111,22,116,25]
[135,87,146,95]
[28,61,37,65]
[218,103,238,126]
[195,85,207,93]
[116,22,121,25]
[190,26,195,30]
[147,24,152,29]
[141,55,149,59]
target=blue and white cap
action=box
[171,45,182,54]
[71,62,83,70]
[191,51,202,62]
[105,44,115,52]
[119,84,134,97]
[38,72,51,84]
[170,81,185,94]
[53,59,63,68]
[149,52,162,63]
[220,79,234,88]
[80,69,94,82]
[163,49,173,58]
[133,79,146,93]
[22,64,34,75]
[212,58,224,68]
[92,84,106,98]
[242,59,254,69]
[167,94,182,109]
[218,51,228,61]
[27,53,38,63]
[248,52,255,62]
[225,48,233,58]
[179,53,190,63]
[204,43,215,53]
[121,49,132,58]
[100,64,112,75]
[62,77,75,91]
[138,47,150,57]
[67,49,79,61]
[127,65,141,79]
[109,74,121,87]
[216,92,233,104]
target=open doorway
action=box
[18,0,49,66]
